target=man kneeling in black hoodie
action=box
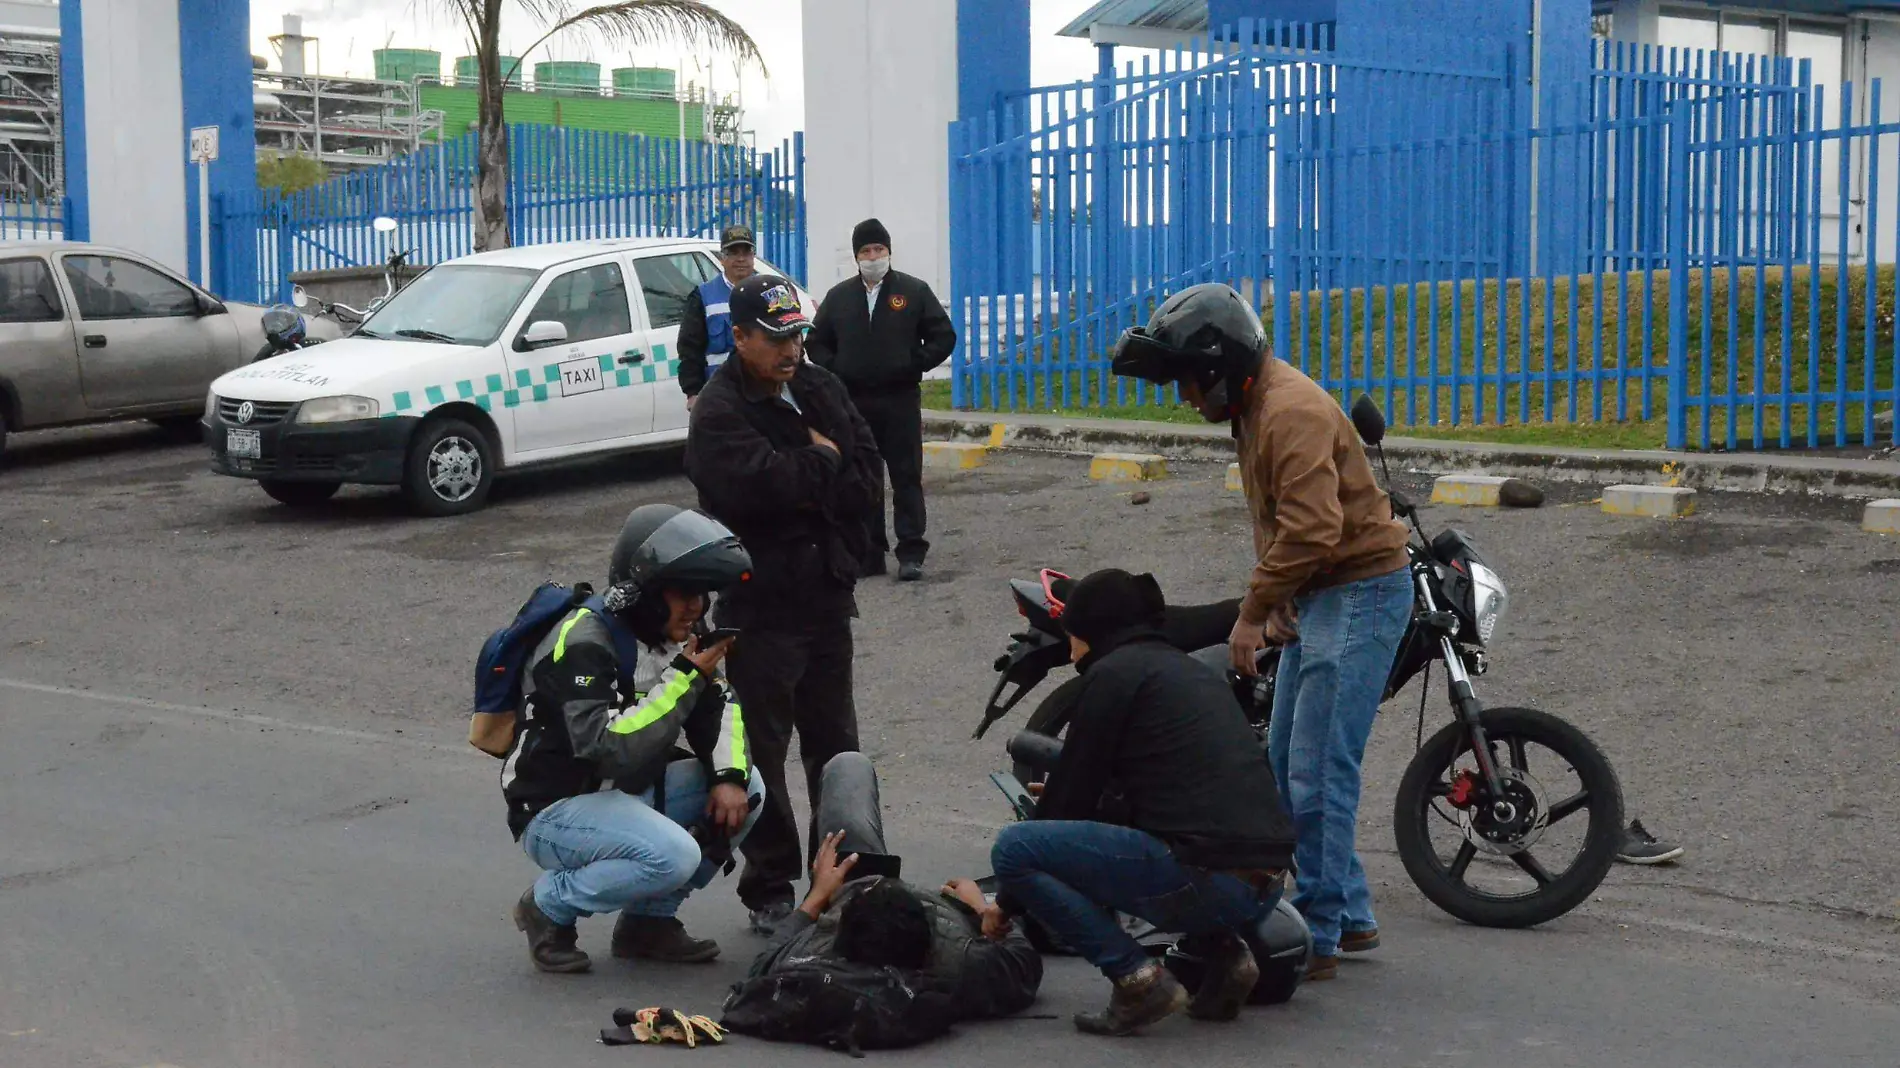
[985,569,1297,1037]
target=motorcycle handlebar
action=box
[1006,730,1065,774]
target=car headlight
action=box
[294,395,381,423]
[1466,562,1509,645]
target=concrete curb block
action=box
[1432,474,1509,507]
[1864,499,1900,534]
[921,411,1900,499]
[1090,453,1168,482]
[1603,484,1697,517]
[922,441,989,471]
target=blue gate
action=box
[216,125,805,305]
[949,22,1897,451]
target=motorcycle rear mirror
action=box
[291,285,310,309]
[1350,394,1386,447]
[372,216,399,234]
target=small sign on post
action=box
[189,125,219,289]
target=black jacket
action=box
[749,878,1042,1022]
[676,286,713,397]
[683,357,883,628]
[806,270,957,393]
[1031,628,1295,872]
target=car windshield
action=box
[357,265,538,346]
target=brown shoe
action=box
[1339,928,1381,954]
[1306,953,1338,981]
[1074,963,1190,1036]
[514,888,591,973]
[1186,935,1260,1022]
[610,915,721,963]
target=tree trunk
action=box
[472,1,511,251]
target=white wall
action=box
[81,0,185,272]
[0,0,57,36]
[800,0,957,299]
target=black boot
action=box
[610,914,720,963]
[1186,934,1259,1021]
[514,888,590,973]
[1074,962,1189,1036]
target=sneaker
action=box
[610,915,720,963]
[1615,819,1684,865]
[1339,928,1380,954]
[1185,935,1259,1022]
[513,888,591,974]
[897,561,924,582]
[748,901,794,937]
[1305,953,1338,982]
[1074,962,1190,1036]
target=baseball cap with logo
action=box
[728,274,810,337]
[720,225,756,252]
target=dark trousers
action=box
[851,387,928,566]
[725,620,861,910]
[813,751,888,858]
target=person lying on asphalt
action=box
[985,568,1295,1037]
[748,752,1043,1023]
[500,503,766,973]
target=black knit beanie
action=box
[852,218,892,254]
[1061,569,1165,646]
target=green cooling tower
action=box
[374,48,441,84]
[612,67,676,96]
[455,54,523,88]
[534,61,602,94]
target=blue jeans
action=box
[1268,566,1413,957]
[991,820,1278,980]
[522,759,766,927]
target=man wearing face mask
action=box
[806,219,957,583]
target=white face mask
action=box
[857,255,891,284]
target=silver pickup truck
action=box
[0,241,340,455]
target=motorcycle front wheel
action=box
[1393,706,1624,929]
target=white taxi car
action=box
[202,237,812,515]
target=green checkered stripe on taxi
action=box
[385,345,682,417]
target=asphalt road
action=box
[3,423,1898,1067]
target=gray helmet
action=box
[1163,896,1312,1006]
[607,503,751,600]
[1110,283,1266,420]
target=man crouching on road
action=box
[501,503,766,973]
[986,569,1295,1036]
[747,752,1043,1022]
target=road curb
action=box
[922,411,1900,499]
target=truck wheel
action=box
[402,417,494,517]
[261,480,341,507]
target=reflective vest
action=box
[699,275,735,368]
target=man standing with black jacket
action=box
[807,219,957,582]
[684,273,885,936]
[986,569,1295,1038]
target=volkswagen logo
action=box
[235,401,255,425]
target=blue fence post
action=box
[1271,105,1291,366]
[1666,104,1690,451]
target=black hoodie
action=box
[1032,625,1295,872]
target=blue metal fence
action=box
[215,125,805,305]
[948,22,1898,451]
[0,197,66,242]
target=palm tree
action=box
[442,1,764,250]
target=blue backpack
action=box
[469,581,593,757]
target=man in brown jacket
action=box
[1110,283,1412,982]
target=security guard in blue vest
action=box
[678,225,760,408]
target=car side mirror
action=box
[291,285,310,309]
[1349,393,1386,447]
[196,293,228,316]
[372,216,399,234]
[517,320,568,351]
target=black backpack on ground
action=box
[719,957,956,1056]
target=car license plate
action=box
[227,428,261,459]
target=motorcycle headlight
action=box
[1466,562,1509,645]
[294,396,381,424]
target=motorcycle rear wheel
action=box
[1394,706,1624,929]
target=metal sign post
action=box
[189,126,220,289]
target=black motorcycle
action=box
[975,394,1625,931]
